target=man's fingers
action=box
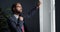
[19,16,24,21]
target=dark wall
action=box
[56,0,60,32]
[0,0,40,32]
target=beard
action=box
[15,9,22,13]
[15,10,23,16]
[16,11,21,14]
[13,8,23,15]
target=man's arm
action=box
[26,6,39,18]
[25,1,40,18]
[18,16,24,28]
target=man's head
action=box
[12,2,23,14]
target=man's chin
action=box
[20,11,22,13]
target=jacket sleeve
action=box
[24,7,38,18]
[17,18,24,28]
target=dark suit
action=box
[1,7,38,32]
[7,15,24,32]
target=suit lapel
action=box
[10,15,18,24]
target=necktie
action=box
[17,17,24,32]
[22,25,25,32]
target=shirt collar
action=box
[14,14,19,19]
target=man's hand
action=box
[19,16,24,21]
[36,0,40,9]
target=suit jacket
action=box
[1,7,38,32]
[7,15,24,32]
[19,7,39,32]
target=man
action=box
[4,1,40,32]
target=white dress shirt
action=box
[14,14,19,19]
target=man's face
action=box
[15,3,22,13]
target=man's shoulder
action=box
[8,14,17,23]
[8,15,15,21]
